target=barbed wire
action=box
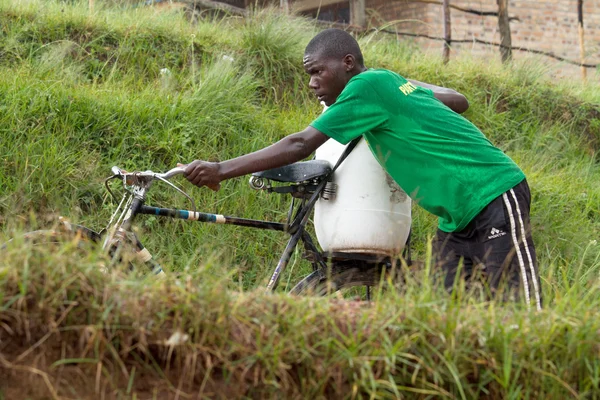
[321,18,599,70]
[374,28,599,69]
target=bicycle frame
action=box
[101,166,328,291]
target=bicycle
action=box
[2,149,411,297]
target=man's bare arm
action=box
[409,79,469,114]
[182,127,329,190]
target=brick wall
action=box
[366,0,430,34]
[363,0,600,77]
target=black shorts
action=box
[432,179,542,310]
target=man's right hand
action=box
[178,161,222,191]
[178,127,329,191]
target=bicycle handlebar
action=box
[108,165,195,211]
[156,166,186,180]
[111,166,186,182]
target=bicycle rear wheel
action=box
[289,262,400,296]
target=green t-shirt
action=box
[310,69,525,232]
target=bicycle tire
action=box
[289,263,400,296]
[1,225,103,265]
[2,226,167,278]
[1,225,102,249]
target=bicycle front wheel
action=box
[2,224,101,247]
[1,225,103,263]
[2,225,167,278]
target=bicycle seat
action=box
[252,160,332,183]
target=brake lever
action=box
[154,175,197,213]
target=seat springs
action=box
[321,181,337,201]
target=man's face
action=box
[303,52,350,107]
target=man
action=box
[181,28,542,310]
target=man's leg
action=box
[473,180,542,309]
[432,229,474,292]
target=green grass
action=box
[1,0,600,398]
[3,242,600,398]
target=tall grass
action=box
[1,0,600,397]
[2,242,600,398]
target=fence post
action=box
[577,0,587,80]
[89,0,94,14]
[497,0,512,63]
[350,0,366,28]
[442,0,451,63]
[280,0,289,14]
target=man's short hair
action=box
[305,28,364,66]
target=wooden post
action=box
[577,0,587,80]
[442,0,451,63]
[280,0,289,14]
[88,0,94,14]
[350,0,366,28]
[497,0,512,63]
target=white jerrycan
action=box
[314,136,412,257]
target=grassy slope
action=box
[1,0,600,398]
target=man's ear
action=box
[343,54,355,72]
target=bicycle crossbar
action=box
[139,205,286,231]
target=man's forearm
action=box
[182,127,329,190]
[219,132,317,180]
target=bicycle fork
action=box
[103,194,166,277]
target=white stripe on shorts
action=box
[502,192,532,309]
[510,189,542,311]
